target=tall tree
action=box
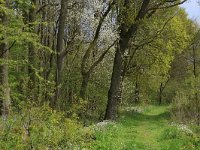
[54,0,68,106]
[0,0,11,117]
[105,0,187,120]
[28,0,37,101]
[105,0,151,120]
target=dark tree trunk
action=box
[0,43,11,117]
[134,77,140,104]
[192,44,200,125]
[80,73,90,100]
[104,46,124,120]
[158,78,169,105]
[193,44,198,101]
[104,0,151,120]
[28,0,37,100]
[0,0,11,117]
[159,83,163,105]
[54,0,68,107]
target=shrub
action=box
[0,103,93,149]
[159,126,200,150]
[171,91,199,124]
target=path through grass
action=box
[90,105,200,150]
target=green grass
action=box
[90,105,200,150]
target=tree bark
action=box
[159,83,163,105]
[104,45,124,120]
[134,76,140,104]
[80,73,90,99]
[0,0,11,117]
[0,44,11,117]
[192,44,198,100]
[28,0,37,100]
[104,0,151,120]
[54,0,68,107]
[192,44,200,125]
[158,78,169,105]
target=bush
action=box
[171,91,199,125]
[159,126,200,150]
[0,103,93,149]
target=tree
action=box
[80,0,116,99]
[105,0,187,120]
[0,0,11,117]
[27,0,37,101]
[54,0,68,106]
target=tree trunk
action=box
[158,78,169,105]
[192,44,199,125]
[0,44,11,117]
[134,77,140,104]
[193,44,198,101]
[159,83,163,105]
[80,41,116,100]
[0,0,11,117]
[104,0,151,120]
[54,0,67,107]
[80,2,115,100]
[80,73,90,100]
[104,46,124,120]
[28,0,37,100]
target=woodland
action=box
[0,0,200,149]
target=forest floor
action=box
[90,105,200,150]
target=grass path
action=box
[91,105,200,150]
[115,106,170,150]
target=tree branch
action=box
[81,0,115,74]
[88,40,117,73]
[124,14,176,74]
[0,40,16,57]
[148,0,187,11]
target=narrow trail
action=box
[92,106,200,150]
[117,106,170,150]
[92,105,199,150]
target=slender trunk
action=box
[192,44,199,125]
[159,83,163,105]
[158,78,169,105]
[28,0,37,100]
[68,87,73,105]
[80,2,115,100]
[134,76,140,103]
[80,73,90,100]
[54,0,67,107]
[193,45,197,100]
[0,44,11,117]
[0,0,11,117]
[80,41,116,99]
